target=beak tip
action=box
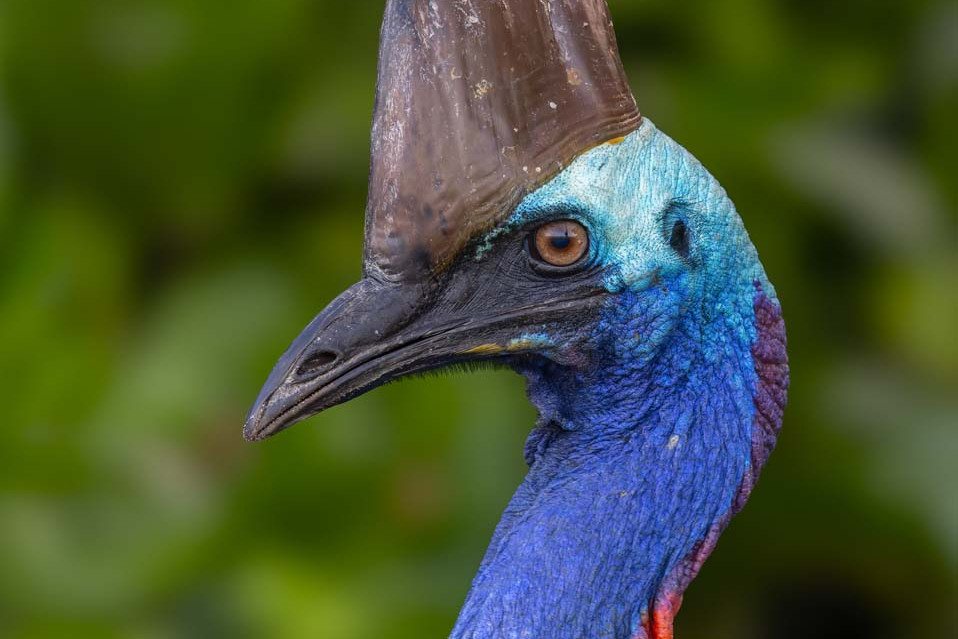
[243,397,301,442]
[243,424,261,442]
[243,404,271,442]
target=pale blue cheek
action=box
[508,333,554,351]
[507,120,723,294]
[485,118,772,355]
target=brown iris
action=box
[530,220,589,267]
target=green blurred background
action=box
[0,0,955,637]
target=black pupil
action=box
[550,233,572,250]
[670,220,690,258]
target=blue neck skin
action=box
[450,286,756,639]
[450,120,772,639]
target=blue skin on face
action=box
[451,120,781,639]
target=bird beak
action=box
[244,275,604,441]
[244,277,417,440]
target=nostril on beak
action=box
[296,349,340,378]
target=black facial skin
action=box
[244,218,610,441]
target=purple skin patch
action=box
[636,284,788,639]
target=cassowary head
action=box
[246,1,788,638]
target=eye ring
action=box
[528,219,590,268]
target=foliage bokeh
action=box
[1,1,955,637]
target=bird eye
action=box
[530,220,589,267]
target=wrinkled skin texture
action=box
[449,120,788,639]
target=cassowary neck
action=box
[450,283,786,639]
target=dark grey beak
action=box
[244,266,610,441]
[244,277,423,440]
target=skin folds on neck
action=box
[450,285,762,639]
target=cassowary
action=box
[245,1,788,637]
